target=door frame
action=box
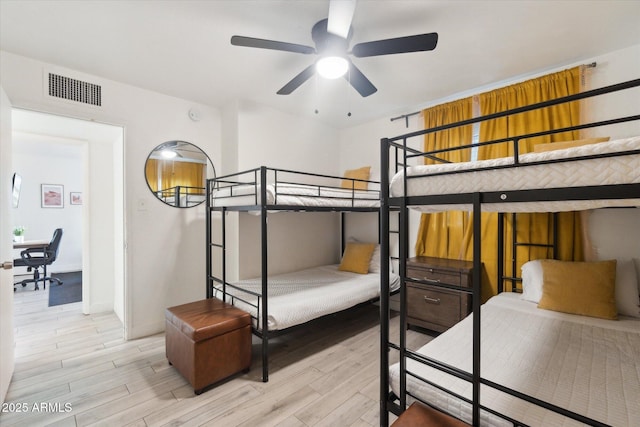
[10,107,127,333]
[0,86,15,404]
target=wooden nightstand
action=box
[405,256,474,333]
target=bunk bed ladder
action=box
[380,138,414,424]
[206,180,226,300]
[497,212,558,293]
[206,171,231,302]
[380,137,392,426]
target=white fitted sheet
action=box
[211,182,380,208]
[213,264,400,331]
[389,292,640,426]
[389,136,640,212]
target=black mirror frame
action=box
[144,141,215,208]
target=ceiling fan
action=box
[230,0,438,97]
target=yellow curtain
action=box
[146,159,160,192]
[147,159,206,195]
[473,67,584,299]
[415,98,473,258]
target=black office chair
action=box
[14,228,64,291]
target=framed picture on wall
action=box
[70,192,83,205]
[41,184,64,208]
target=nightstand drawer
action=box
[406,284,461,330]
[406,266,462,286]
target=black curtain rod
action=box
[390,62,598,128]
[390,111,420,127]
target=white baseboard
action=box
[128,320,165,340]
[88,302,111,314]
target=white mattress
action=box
[390,136,640,212]
[389,293,640,426]
[213,264,400,331]
[211,182,380,208]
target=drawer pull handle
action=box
[424,278,441,284]
[424,296,441,304]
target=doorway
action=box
[11,109,126,325]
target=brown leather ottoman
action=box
[165,298,251,394]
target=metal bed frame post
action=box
[552,212,558,258]
[221,207,227,300]
[379,138,391,427]
[398,138,409,411]
[511,213,518,292]
[206,179,212,299]
[260,166,269,382]
[472,193,482,426]
[497,213,504,294]
[341,212,346,254]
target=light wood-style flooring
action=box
[2,284,433,427]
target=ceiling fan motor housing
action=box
[312,19,351,57]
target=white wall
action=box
[12,134,83,273]
[338,43,640,261]
[582,44,640,139]
[587,209,640,261]
[232,101,343,278]
[1,51,222,339]
[237,100,341,174]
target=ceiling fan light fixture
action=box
[316,56,349,79]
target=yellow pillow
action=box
[338,242,376,274]
[537,259,617,320]
[533,137,610,153]
[341,166,371,191]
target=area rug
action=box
[48,271,82,307]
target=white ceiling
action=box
[1,0,639,129]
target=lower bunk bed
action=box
[379,78,640,426]
[206,166,395,382]
[212,263,400,332]
[389,292,640,426]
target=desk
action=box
[14,240,48,250]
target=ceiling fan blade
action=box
[277,64,316,95]
[231,35,315,55]
[352,32,438,57]
[327,0,356,39]
[345,62,377,97]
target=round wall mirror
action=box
[144,140,215,208]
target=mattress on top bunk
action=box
[389,292,640,426]
[211,182,380,208]
[213,264,400,331]
[389,136,640,212]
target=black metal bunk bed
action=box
[156,185,205,207]
[379,78,640,426]
[205,166,385,382]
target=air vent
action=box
[48,73,102,106]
